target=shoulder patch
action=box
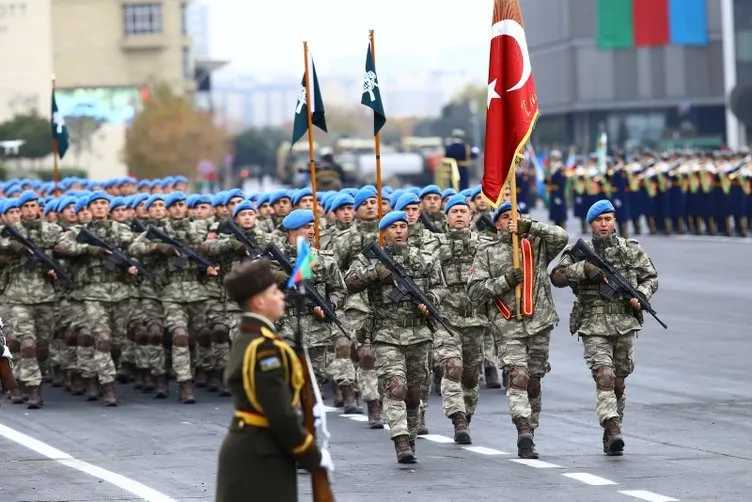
[258,355,282,372]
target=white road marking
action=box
[341,414,369,422]
[619,490,678,502]
[509,459,562,468]
[323,405,338,413]
[383,424,390,430]
[462,445,508,455]
[419,434,455,443]
[563,472,617,486]
[0,423,176,502]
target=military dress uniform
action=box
[216,313,322,502]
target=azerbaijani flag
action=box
[287,236,318,288]
[597,0,708,49]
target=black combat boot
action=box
[451,412,471,444]
[101,383,118,407]
[179,380,196,404]
[154,374,168,399]
[50,365,64,387]
[393,435,416,464]
[432,368,442,396]
[417,409,429,435]
[85,378,99,401]
[485,366,502,389]
[366,400,384,429]
[340,385,361,414]
[514,418,538,459]
[603,417,624,456]
[26,386,43,409]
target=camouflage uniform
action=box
[467,220,568,457]
[0,220,64,406]
[345,242,446,460]
[551,233,658,453]
[433,228,492,443]
[56,219,137,405]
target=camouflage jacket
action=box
[273,241,347,346]
[320,220,352,251]
[423,210,447,233]
[552,233,659,337]
[467,221,569,338]
[434,229,493,328]
[332,219,379,272]
[345,242,447,346]
[132,217,169,300]
[55,219,136,303]
[407,221,440,250]
[200,224,270,275]
[0,220,65,305]
[128,218,213,302]
[471,210,498,238]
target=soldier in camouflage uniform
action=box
[55,191,140,406]
[270,209,354,411]
[419,184,447,232]
[467,201,569,458]
[345,210,447,464]
[550,200,659,456]
[333,186,383,426]
[320,193,354,251]
[433,194,493,444]
[0,191,66,408]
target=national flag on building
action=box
[291,52,327,146]
[360,43,386,136]
[482,0,539,207]
[51,91,69,159]
[287,236,318,289]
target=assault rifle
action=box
[475,214,497,234]
[262,242,348,338]
[145,225,221,276]
[1,224,75,289]
[420,213,441,233]
[75,226,156,285]
[131,218,147,233]
[223,220,261,258]
[570,239,668,329]
[362,240,453,334]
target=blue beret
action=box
[194,194,212,206]
[407,187,421,196]
[256,194,269,206]
[124,176,137,184]
[444,194,470,214]
[212,192,226,206]
[383,186,394,195]
[282,209,314,230]
[492,202,512,223]
[136,180,152,190]
[389,189,406,208]
[459,188,473,198]
[360,184,377,192]
[293,187,313,206]
[165,191,186,208]
[57,195,77,213]
[74,198,88,214]
[2,198,19,214]
[419,184,441,199]
[225,188,245,205]
[130,193,149,208]
[44,198,58,214]
[342,188,358,197]
[330,193,355,212]
[86,190,110,207]
[145,194,165,210]
[379,210,408,231]
[109,197,126,212]
[353,187,377,210]
[186,194,199,208]
[441,188,456,200]
[394,192,420,211]
[163,176,176,185]
[232,200,256,219]
[17,190,38,206]
[586,199,616,223]
[269,189,291,205]
[470,186,482,200]
[174,176,188,184]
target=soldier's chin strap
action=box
[303,346,331,450]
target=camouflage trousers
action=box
[483,327,497,369]
[226,303,242,344]
[356,341,380,402]
[8,303,56,387]
[120,297,140,368]
[199,299,230,373]
[327,335,356,387]
[375,341,431,439]
[54,299,78,374]
[582,334,635,425]
[307,345,329,383]
[83,300,128,385]
[130,298,166,376]
[497,327,552,430]
[345,305,378,402]
[435,325,484,418]
[163,300,207,382]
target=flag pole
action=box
[369,30,385,247]
[302,41,321,249]
[510,161,522,320]
[51,74,60,196]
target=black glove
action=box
[517,219,532,235]
[504,268,523,287]
[584,263,604,283]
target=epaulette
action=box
[316,248,335,258]
[478,234,495,244]
[626,238,642,249]
[478,238,496,251]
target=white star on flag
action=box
[487,79,501,109]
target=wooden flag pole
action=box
[52,74,60,196]
[302,41,321,249]
[510,161,522,320]
[369,30,385,247]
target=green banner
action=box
[596,0,634,49]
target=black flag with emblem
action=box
[291,53,327,146]
[361,43,386,136]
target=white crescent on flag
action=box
[491,19,532,92]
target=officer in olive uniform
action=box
[215,259,334,502]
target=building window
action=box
[183,48,192,78]
[123,3,163,35]
[181,2,187,35]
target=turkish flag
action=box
[482,0,539,207]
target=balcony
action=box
[121,34,168,50]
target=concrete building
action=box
[0,0,194,179]
[522,0,733,151]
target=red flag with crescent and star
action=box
[482,0,540,207]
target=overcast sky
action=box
[208,0,493,77]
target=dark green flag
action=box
[360,43,386,136]
[291,56,327,145]
[51,91,69,159]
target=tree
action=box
[232,127,287,176]
[124,83,229,179]
[0,113,52,160]
[453,83,486,116]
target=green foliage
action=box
[0,162,7,181]
[0,113,53,159]
[232,127,287,176]
[36,167,88,181]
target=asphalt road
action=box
[1,229,751,502]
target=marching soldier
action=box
[215,259,334,502]
[545,150,568,229]
[550,200,659,456]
